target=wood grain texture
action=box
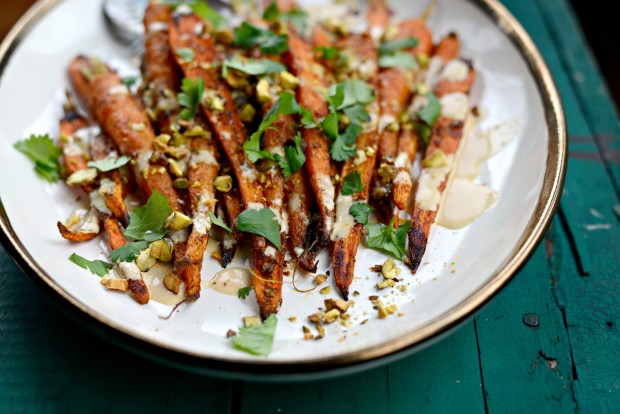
[0,248,233,413]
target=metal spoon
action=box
[102,0,232,47]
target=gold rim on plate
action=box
[0,0,567,373]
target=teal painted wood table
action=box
[1,0,618,412]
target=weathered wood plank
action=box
[0,247,233,413]
[475,242,577,412]
[387,323,485,413]
[536,0,620,193]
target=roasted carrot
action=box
[103,216,127,250]
[170,11,283,317]
[141,2,179,134]
[68,56,182,213]
[285,29,336,248]
[372,18,433,219]
[392,33,461,212]
[330,33,380,299]
[59,92,90,178]
[407,52,476,272]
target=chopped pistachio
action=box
[173,178,189,189]
[315,323,325,339]
[239,103,257,122]
[352,291,360,297]
[185,125,209,138]
[422,150,449,168]
[156,134,171,145]
[341,319,353,328]
[323,309,340,324]
[341,313,350,320]
[226,329,237,338]
[152,139,168,152]
[100,277,129,291]
[378,163,396,181]
[377,303,389,319]
[224,71,250,89]
[353,149,367,166]
[167,146,190,160]
[207,95,224,111]
[377,279,395,289]
[136,248,157,271]
[381,258,401,279]
[319,286,332,295]
[314,274,328,285]
[417,53,430,69]
[256,78,272,104]
[157,166,167,174]
[365,145,377,156]
[149,239,173,262]
[383,24,399,41]
[302,325,314,340]
[386,304,398,314]
[288,316,297,322]
[66,168,98,186]
[398,285,407,292]
[386,122,400,132]
[168,159,185,177]
[243,316,262,327]
[164,211,193,231]
[417,82,431,95]
[308,312,324,324]
[163,272,181,294]
[339,113,351,127]
[280,71,300,90]
[324,298,350,314]
[215,29,234,45]
[213,175,233,192]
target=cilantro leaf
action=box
[244,92,299,162]
[326,83,345,111]
[121,76,138,88]
[315,46,342,61]
[234,22,288,55]
[191,1,227,30]
[69,253,113,277]
[341,171,364,195]
[378,36,419,56]
[175,48,195,63]
[232,314,277,356]
[416,92,441,126]
[284,133,306,176]
[299,107,316,128]
[124,191,172,241]
[262,2,308,35]
[379,52,416,69]
[328,80,373,109]
[209,212,232,232]
[14,134,61,182]
[236,208,282,250]
[178,77,205,121]
[343,103,371,124]
[366,218,411,259]
[109,241,149,262]
[330,123,361,162]
[87,155,131,172]
[222,57,286,77]
[238,285,254,299]
[349,202,374,225]
[321,112,339,141]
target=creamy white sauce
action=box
[148,22,168,33]
[116,261,142,281]
[264,246,277,258]
[170,228,188,243]
[98,177,116,195]
[378,114,397,133]
[136,149,153,175]
[316,174,335,232]
[439,59,469,82]
[240,163,257,182]
[394,152,409,169]
[73,126,101,143]
[331,195,356,241]
[220,131,232,140]
[438,178,498,229]
[440,93,469,121]
[141,263,185,307]
[204,267,253,296]
[189,150,218,168]
[425,56,445,87]
[89,190,112,216]
[108,85,129,96]
[247,202,264,211]
[393,170,410,185]
[415,154,454,211]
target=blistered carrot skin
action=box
[68,56,182,213]
[169,12,282,317]
[372,19,433,220]
[330,33,380,299]
[180,135,219,299]
[284,29,336,249]
[57,221,99,242]
[408,63,476,272]
[142,2,179,134]
[90,134,130,225]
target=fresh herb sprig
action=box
[14,134,61,182]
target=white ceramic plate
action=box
[0,0,565,376]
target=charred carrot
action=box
[408,49,476,272]
[141,2,179,134]
[169,11,282,317]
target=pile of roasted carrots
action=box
[55,0,475,319]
